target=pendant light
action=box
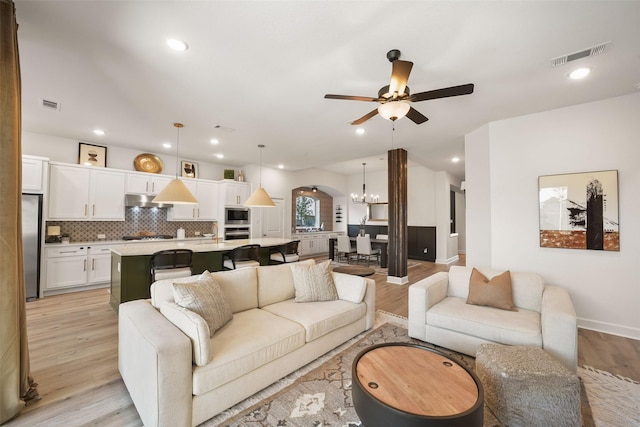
[244,144,276,207]
[153,123,198,204]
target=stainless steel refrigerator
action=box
[22,193,42,301]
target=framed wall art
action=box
[78,142,107,167]
[538,170,619,251]
[181,161,198,178]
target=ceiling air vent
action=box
[41,99,61,111]
[551,41,610,67]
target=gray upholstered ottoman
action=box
[476,344,580,427]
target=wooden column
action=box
[387,148,408,283]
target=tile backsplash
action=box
[46,207,216,242]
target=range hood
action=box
[125,194,173,208]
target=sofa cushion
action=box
[448,266,545,312]
[192,308,305,395]
[150,267,259,313]
[331,271,367,304]
[291,260,338,302]
[161,302,213,366]
[172,272,233,336]
[257,259,315,308]
[427,297,542,347]
[466,268,516,311]
[263,299,366,342]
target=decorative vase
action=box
[359,228,365,237]
[237,170,245,182]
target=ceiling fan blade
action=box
[410,83,475,102]
[325,94,379,102]
[351,109,379,125]
[389,60,413,97]
[406,107,429,124]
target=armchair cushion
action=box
[466,268,516,311]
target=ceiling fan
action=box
[325,49,474,125]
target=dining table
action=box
[328,236,388,268]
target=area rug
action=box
[202,315,635,427]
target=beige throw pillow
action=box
[172,271,233,336]
[291,260,338,302]
[466,268,517,311]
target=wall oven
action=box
[224,227,250,240]
[225,207,250,225]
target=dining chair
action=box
[356,235,380,266]
[150,249,193,282]
[337,235,357,264]
[375,234,388,240]
[223,244,261,270]
[269,240,300,264]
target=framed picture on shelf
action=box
[538,170,619,251]
[78,143,107,167]
[181,161,198,178]
[224,169,235,180]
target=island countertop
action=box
[110,237,293,256]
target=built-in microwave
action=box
[225,207,250,224]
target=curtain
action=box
[0,0,39,423]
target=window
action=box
[296,196,320,228]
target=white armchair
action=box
[408,266,578,371]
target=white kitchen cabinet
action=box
[125,172,172,195]
[88,245,112,284]
[44,244,112,295]
[167,179,218,221]
[48,163,125,220]
[22,155,47,193]
[298,233,330,256]
[45,246,89,291]
[220,181,251,206]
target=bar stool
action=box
[150,249,193,282]
[223,244,261,270]
[269,240,300,264]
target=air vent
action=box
[41,99,61,111]
[551,41,610,67]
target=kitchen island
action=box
[110,238,293,309]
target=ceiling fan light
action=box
[378,101,410,121]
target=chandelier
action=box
[351,163,379,204]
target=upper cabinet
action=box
[22,155,47,193]
[48,163,125,220]
[125,172,172,195]
[167,179,219,221]
[220,181,251,206]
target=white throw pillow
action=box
[172,271,233,336]
[332,271,367,303]
[291,260,338,302]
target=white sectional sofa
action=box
[408,265,577,371]
[118,260,375,427]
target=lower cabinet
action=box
[44,244,112,295]
[298,233,330,257]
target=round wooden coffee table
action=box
[332,265,375,277]
[352,343,483,426]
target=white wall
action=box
[465,92,640,339]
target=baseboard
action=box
[435,255,460,265]
[386,275,409,285]
[578,317,640,341]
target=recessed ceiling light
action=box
[452,157,460,163]
[278,164,284,169]
[163,143,172,149]
[216,153,224,159]
[167,38,188,51]
[210,138,220,145]
[568,67,590,80]
[93,129,105,136]
[356,128,365,135]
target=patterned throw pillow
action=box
[291,260,338,302]
[466,268,517,311]
[172,271,233,336]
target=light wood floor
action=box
[8,257,640,426]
